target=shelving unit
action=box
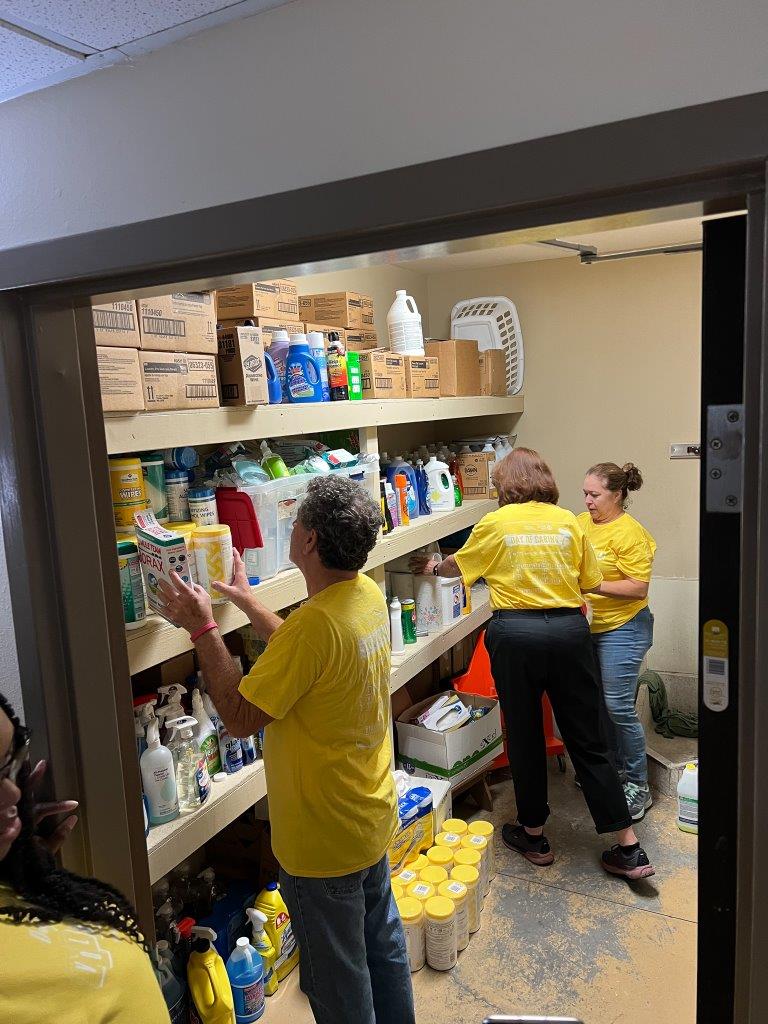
[105,395,523,454]
[128,500,497,674]
[145,585,491,882]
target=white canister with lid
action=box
[188,487,219,527]
[424,896,457,971]
[165,469,190,521]
[193,525,233,604]
[396,897,426,972]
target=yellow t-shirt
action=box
[577,512,657,634]
[240,573,398,878]
[0,888,170,1024]
[454,501,603,609]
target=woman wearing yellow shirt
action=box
[0,690,169,1024]
[414,448,654,880]
[580,462,656,823]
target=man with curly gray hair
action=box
[160,474,415,1024]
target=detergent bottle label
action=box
[273,918,296,971]
[287,360,319,400]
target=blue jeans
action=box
[279,854,415,1024]
[592,607,654,788]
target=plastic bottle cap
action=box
[396,897,423,923]
[454,849,482,867]
[195,524,230,537]
[117,540,138,555]
[438,879,467,901]
[441,818,468,835]
[426,847,453,868]
[468,821,494,838]
[420,866,448,886]
[213,772,228,783]
[266,881,279,891]
[435,831,462,849]
[236,937,250,948]
[248,576,260,586]
[461,835,487,852]
[424,895,455,921]
[406,881,435,902]
[451,864,479,886]
[405,854,429,872]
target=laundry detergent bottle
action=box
[187,926,236,1024]
[226,937,265,1022]
[284,334,323,403]
[254,882,299,982]
[307,331,331,402]
[267,330,291,404]
[386,457,419,520]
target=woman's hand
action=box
[158,572,215,635]
[28,760,79,856]
[212,549,254,613]
[410,552,440,575]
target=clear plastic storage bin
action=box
[241,475,313,580]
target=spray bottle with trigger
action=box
[246,908,278,996]
[157,685,188,751]
[133,694,158,760]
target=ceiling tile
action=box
[1,1,240,51]
[0,26,81,93]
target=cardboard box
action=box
[479,349,507,396]
[404,355,440,398]
[218,317,305,347]
[299,291,365,330]
[217,325,269,407]
[134,510,193,619]
[215,282,280,319]
[360,294,375,328]
[358,350,406,399]
[138,293,217,354]
[303,323,348,349]
[92,301,140,348]
[139,351,219,411]
[345,330,379,352]
[425,339,481,396]
[96,346,145,412]
[270,279,300,321]
[396,692,503,791]
[457,451,496,500]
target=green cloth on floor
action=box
[636,670,698,739]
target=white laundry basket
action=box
[450,296,524,395]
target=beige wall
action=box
[294,265,428,344]
[426,253,702,675]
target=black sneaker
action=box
[601,843,655,880]
[502,823,555,866]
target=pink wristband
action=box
[190,621,218,643]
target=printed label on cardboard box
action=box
[138,293,217,353]
[97,346,145,412]
[92,301,140,348]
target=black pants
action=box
[485,609,631,834]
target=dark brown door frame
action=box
[1,91,767,1020]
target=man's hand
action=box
[158,572,215,635]
[29,759,79,856]
[410,552,440,575]
[212,549,256,613]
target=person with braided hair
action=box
[580,462,657,823]
[0,690,170,1023]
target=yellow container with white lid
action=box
[424,896,457,971]
[451,864,481,933]
[438,879,469,951]
[396,896,426,972]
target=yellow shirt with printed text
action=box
[454,501,603,610]
[577,512,657,634]
[240,574,398,877]
[0,887,170,1024]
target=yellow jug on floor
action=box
[187,927,235,1024]
[254,882,299,982]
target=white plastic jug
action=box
[426,457,454,511]
[387,290,425,355]
[677,762,698,834]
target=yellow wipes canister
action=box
[109,457,148,530]
[193,525,234,605]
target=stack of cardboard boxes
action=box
[298,291,377,352]
[95,293,220,413]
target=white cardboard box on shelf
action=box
[396,692,502,791]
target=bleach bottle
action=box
[187,927,235,1024]
[307,331,331,402]
[254,882,299,982]
[677,762,698,834]
[284,334,323,403]
[226,937,265,1022]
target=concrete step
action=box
[637,680,698,798]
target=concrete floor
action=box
[414,766,698,1024]
[273,764,697,1024]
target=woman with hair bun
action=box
[580,462,656,822]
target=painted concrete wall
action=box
[425,252,701,674]
[2,0,768,249]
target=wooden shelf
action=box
[105,395,524,454]
[389,586,491,694]
[128,500,497,674]
[147,760,267,883]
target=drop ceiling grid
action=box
[0,26,81,91]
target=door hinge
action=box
[705,404,744,513]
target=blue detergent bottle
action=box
[386,456,419,520]
[264,350,283,404]
[226,936,265,1022]
[284,334,323,403]
[306,331,331,402]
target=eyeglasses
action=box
[0,728,31,784]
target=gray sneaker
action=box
[624,782,653,822]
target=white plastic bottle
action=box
[192,687,222,776]
[390,597,405,654]
[387,290,425,355]
[157,684,187,748]
[218,719,244,775]
[677,762,698,834]
[426,456,454,512]
[166,716,209,811]
[140,718,179,826]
